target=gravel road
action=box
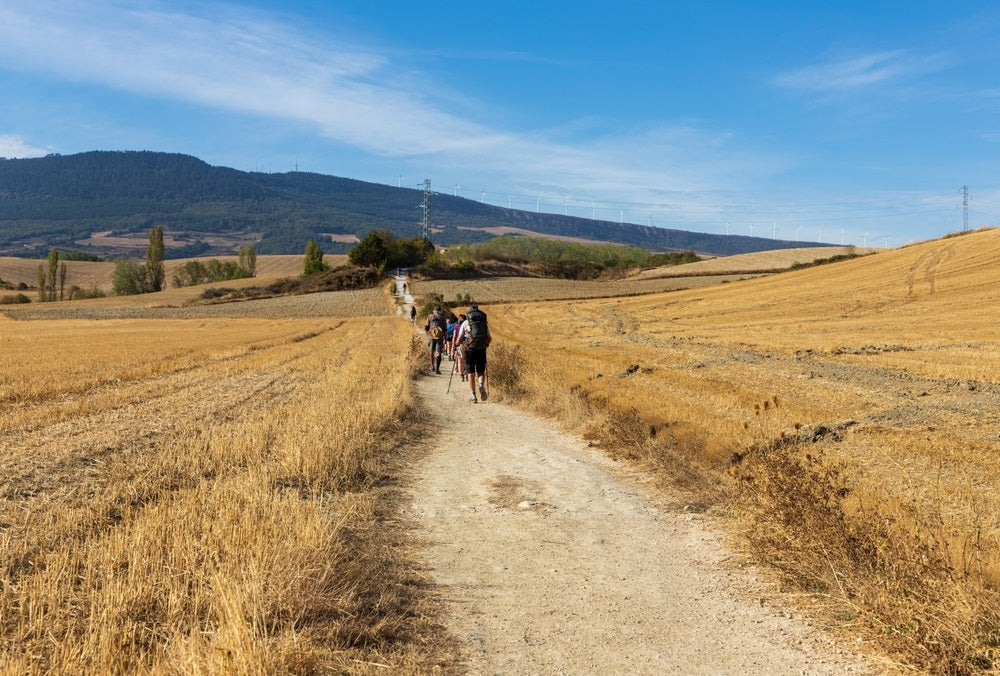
[406,373,879,674]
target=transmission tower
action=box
[421,178,432,240]
[963,185,969,231]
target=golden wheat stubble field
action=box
[0,288,442,673]
[472,229,1000,671]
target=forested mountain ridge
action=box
[0,150,818,258]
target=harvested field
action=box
[0,292,443,672]
[412,273,759,305]
[480,227,1000,672]
[0,254,343,293]
[632,245,877,279]
[1,286,392,321]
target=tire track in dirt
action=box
[408,373,875,674]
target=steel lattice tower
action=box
[963,185,969,231]
[421,179,432,240]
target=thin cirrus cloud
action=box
[773,50,949,93]
[0,1,780,215]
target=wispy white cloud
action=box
[774,50,949,92]
[0,0,783,214]
[0,134,47,158]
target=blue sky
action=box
[2,1,999,247]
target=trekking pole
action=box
[446,356,456,393]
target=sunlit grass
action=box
[483,228,1000,672]
[0,310,444,673]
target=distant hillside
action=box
[0,150,825,258]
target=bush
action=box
[487,343,528,400]
[67,285,106,300]
[0,293,30,304]
[173,259,249,287]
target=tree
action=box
[36,264,45,302]
[111,260,148,296]
[238,244,257,277]
[348,230,435,269]
[47,248,59,301]
[348,230,392,268]
[304,239,328,275]
[58,262,67,301]
[145,226,165,292]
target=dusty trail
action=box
[407,371,877,674]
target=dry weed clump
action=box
[732,441,1000,674]
[0,315,450,673]
[485,342,529,400]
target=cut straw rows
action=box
[0,316,441,673]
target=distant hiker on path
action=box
[424,305,448,373]
[410,306,417,323]
[460,305,491,403]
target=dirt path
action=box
[407,371,878,674]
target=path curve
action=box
[407,372,877,674]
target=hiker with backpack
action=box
[424,305,448,373]
[452,313,467,381]
[459,305,491,403]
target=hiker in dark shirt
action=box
[459,305,491,402]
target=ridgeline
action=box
[0,150,822,258]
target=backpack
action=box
[428,314,445,340]
[466,308,489,349]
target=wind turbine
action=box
[481,190,486,204]
[536,196,541,212]
[749,223,754,237]
[454,184,461,196]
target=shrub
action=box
[0,293,30,304]
[487,343,527,400]
[67,285,106,300]
[304,239,328,275]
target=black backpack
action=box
[466,308,489,349]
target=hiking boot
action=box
[478,383,487,401]
[469,395,477,403]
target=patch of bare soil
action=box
[407,373,878,674]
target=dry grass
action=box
[0,254,345,294]
[483,227,1000,672]
[632,245,876,279]
[413,272,758,306]
[0,306,453,672]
